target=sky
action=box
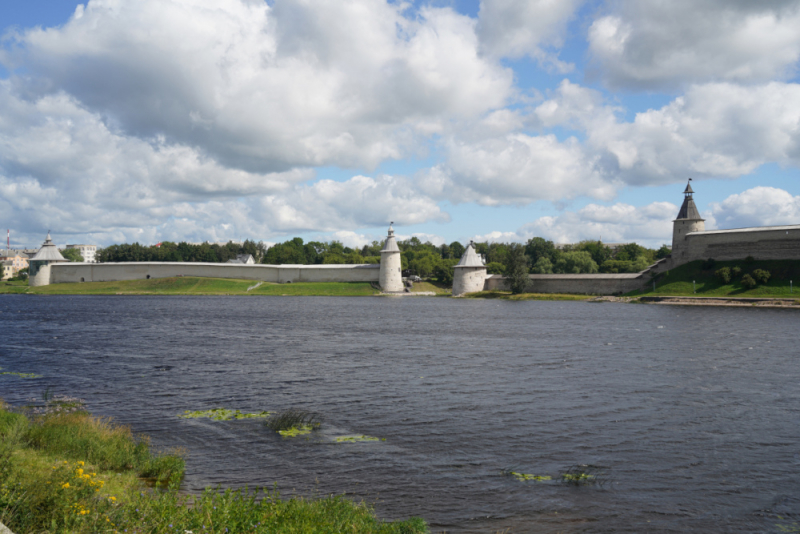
[1,0,800,250]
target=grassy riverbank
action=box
[0,278,380,296]
[627,259,800,298]
[0,400,427,533]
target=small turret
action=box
[379,223,403,292]
[672,179,705,262]
[452,241,487,296]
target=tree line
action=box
[96,236,669,285]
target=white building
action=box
[65,244,98,263]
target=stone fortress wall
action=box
[50,261,379,285]
[32,183,800,295]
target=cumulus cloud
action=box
[477,0,581,70]
[588,82,800,184]
[709,186,800,228]
[3,0,513,172]
[473,201,678,248]
[588,0,800,89]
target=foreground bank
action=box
[0,401,427,534]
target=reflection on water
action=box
[1,295,799,532]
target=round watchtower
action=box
[28,232,68,287]
[452,241,487,296]
[379,224,403,292]
[672,180,705,263]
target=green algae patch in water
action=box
[0,367,41,379]
[502,470,551,482]
[278,425,314,437]
[178,408,273,421]
[335,435,384,443]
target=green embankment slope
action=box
[0,277,380,296]
[628,259,800,298]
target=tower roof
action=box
[29,232,68,262]
[675,181,703,221]
[456,241,485,267]
[381,224,400,253]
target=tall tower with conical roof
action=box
[452,241,487,296]
[671,180,705,262]
[379,223,403,292]
[28,232,68,286]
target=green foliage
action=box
[485,261,505,275]
[265,408,323,433]
[741,273,757,289]
[525,237,556,266]
[573,240,612,266]
[531,257,553,274]
[555,251,598,274]
[504,244,530,294]
[732,266,742,277]
[60,248,84,262]
[560,465,605,486]
[24,412,184,483]
[335,435,383,443]
[715,267,732,284]
[0,367,41,378]
[448,241,465,259]
[434,258,458,285]
[502,470,551,482]
[745,255,755,263]
[655,244,671,259]
[752,269,771,284]
[99,240,265,264]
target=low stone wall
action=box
[50,262,380,285]
[484,273,647,295]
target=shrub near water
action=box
[25,411,184,483]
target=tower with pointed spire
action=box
[452,241,487,296]
[379,223,403,292]
[28,232,69,286]
[671,179,705,262]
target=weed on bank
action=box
[0,402,426,533]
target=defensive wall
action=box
[50,262,379,285]
[681,225,800,263]
[484,273,647,295]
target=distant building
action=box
[0,250,30,274]
[65,244,98,263]
[1,261,14,280]
[226,254,255,264]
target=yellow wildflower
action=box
[78,461,84,466]
[76,468,84,476]
[62,483,70,489]
[109,496,116,501]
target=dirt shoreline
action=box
[591,295,800,308]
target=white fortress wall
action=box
[484,273,647,295]
[452,266,486,296]
[684,225,800,262]
[50,262,379,285]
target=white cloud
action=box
[588,0,800,89]
[477,0,581,70]
[709,186,800,228]
[4,0,513,172]
[473,201,678,248]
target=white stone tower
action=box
[671,180,705,263]
[452,241,487,296]
[28,232,68,287]
[379,223,403,292]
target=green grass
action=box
[0,402,427,533]
[627,259,800,298]
[407,281,451,295]
[464,291,593,301]
[1,277,380,296]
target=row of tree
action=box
[96,240,266,264]
[91,236,669,286]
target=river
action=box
[1,295,798,532]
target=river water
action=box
[1,295,798,532]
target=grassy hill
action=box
[0,277,380,296]
[628,259,800,298]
